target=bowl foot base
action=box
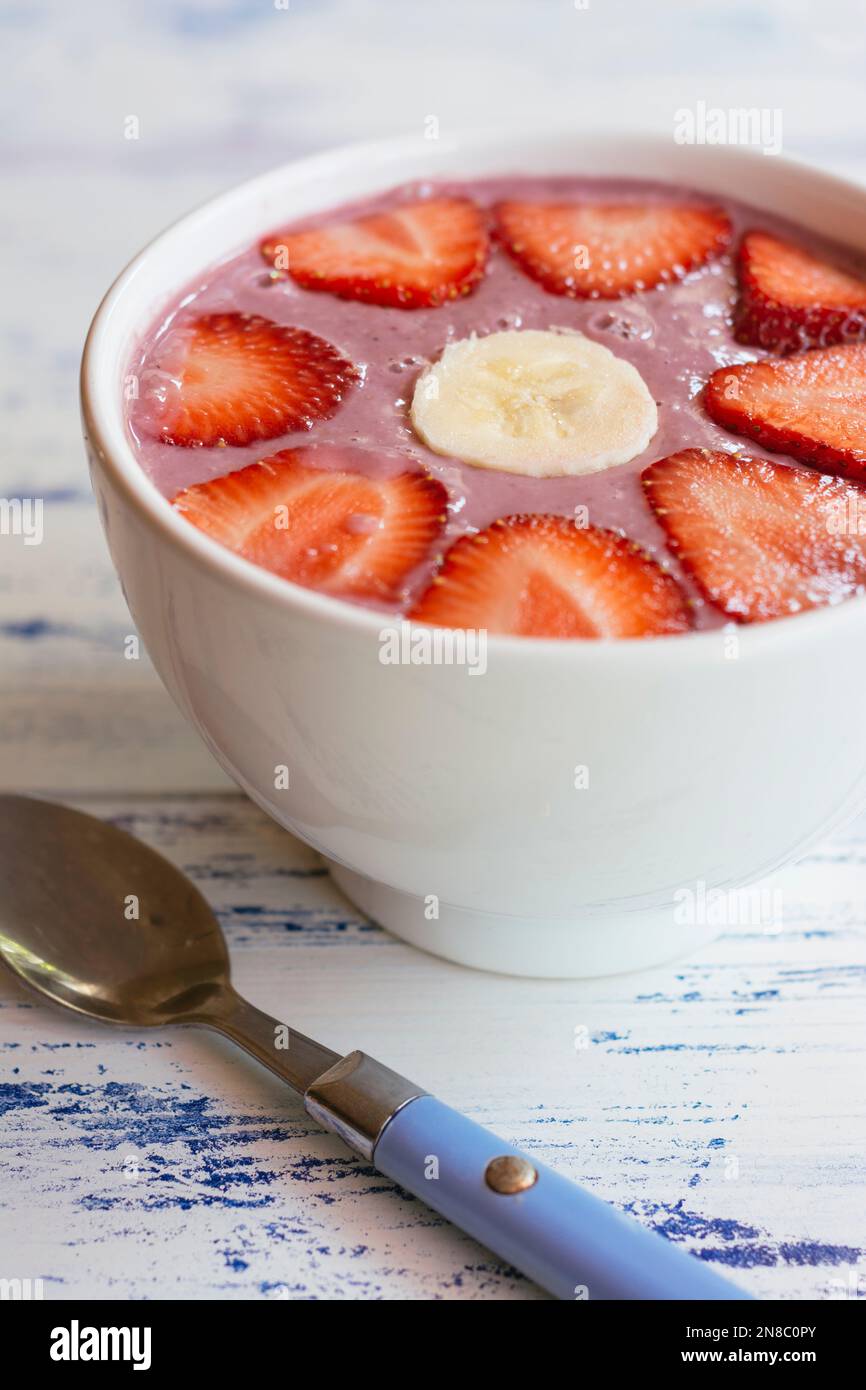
[327,862,719,978]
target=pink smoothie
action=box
[126,176,866,629]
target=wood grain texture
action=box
[1,794,864,1301]
[2,0,866,1301]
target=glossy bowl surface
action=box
[82,130,866,975]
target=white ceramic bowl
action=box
[81,130,866,977]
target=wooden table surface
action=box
[2,0,865,1300]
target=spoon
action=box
[0,795,749,1301]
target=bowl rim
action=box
[81,125,866,662]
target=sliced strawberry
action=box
[261,197,489,309]
[494,201,731,299]
[704,343,866,482]
[172,448,447,601]
[642,448,866,623]
[408,515,691,638]
[735,230,866,354]
[150,313,358,447]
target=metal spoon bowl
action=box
[0,795,338,1088]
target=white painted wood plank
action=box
[1,794,863,1300]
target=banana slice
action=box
[410,329,658,476]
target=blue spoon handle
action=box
[303,1051,749,1301]
[373,1095,749,1301]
